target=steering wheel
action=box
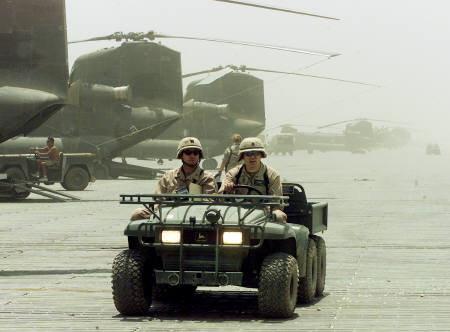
[233,184,263,195]
[224,184,264,202]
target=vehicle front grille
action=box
[162,249,241,272]
[182,229,216,244]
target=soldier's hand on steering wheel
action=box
[233,184,263,195]
[223,182,235,193]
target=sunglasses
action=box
[183,150,200,156]
[244,151,261,157]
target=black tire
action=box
[298,238,317,303]
[152,284,197,301]
[62,167,89,191]
[258,252,299,318]
[311,235,326,296]
[111,249,152,315]
[6,167,30,199]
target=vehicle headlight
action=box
[223,231,243,245]
[161,230,181,243]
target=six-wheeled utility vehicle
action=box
[113,183,327,318]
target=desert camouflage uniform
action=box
[156,166,216,194]
[218,162,282,197]
[130,166,216,221]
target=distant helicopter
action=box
[318,118,411,150]
[273,118,411,154]
[124,64,379,167]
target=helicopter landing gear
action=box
[202,158,218,170]
[157,159,164,166]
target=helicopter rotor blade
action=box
[317,118,407,129]
[183,64,380,87]
[152,32,340,57]
[68,32,123,44]
[244,67,381,87]
[213,0,339,21]
[70,31,340,57]
[182,66,225,78]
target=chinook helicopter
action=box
[0,0,68,145]
[2,1,342,174]
[124,64,379,168]
[0,0,183,199]
[317,118,411,150]
[271,118,411,154]
[8,27,341,172]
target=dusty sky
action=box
[65,0,450,145]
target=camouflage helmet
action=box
[176,137,204,159]
[239,137,267,160]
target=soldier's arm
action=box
[37,147,51,157]
[155,173,169,194]
[267,174,287,223]
[268,172,284,211]
[201,174,217,194]
[216,149,229,176]
[131,173,168,221]
[218,169,236,193]
[35,146,48,153]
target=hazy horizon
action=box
[65,0,450,146]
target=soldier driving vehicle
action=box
[219,137,287,223]
[130,137,216,221]
[215,134,243,178]
[114,154,328,318]
[29,137,60,181]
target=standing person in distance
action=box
[215,134,243,179]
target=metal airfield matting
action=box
[1,148,450,330]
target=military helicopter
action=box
[124,64,379,167]
[8,25,340,172]
[2,1,342,173]
[0,0,68,144]
[318,118,411,151]
[272,118,411,154]
[0,0,184,200]
[0,0,69,199]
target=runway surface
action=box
[1,147,449,331]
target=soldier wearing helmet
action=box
[218,137,287,223]
[215,134,243,179]
[131,137,217,221]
